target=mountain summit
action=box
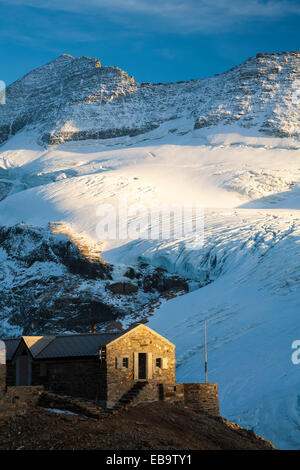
[0,51,299,146]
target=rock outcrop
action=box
[0,224,193,336]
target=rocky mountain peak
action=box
[0,51,299,147]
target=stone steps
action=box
[38,383,151,419]
[100,381,149,416]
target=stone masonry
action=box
[183,383,220,416]
[106,326,175,408]
[2,325,220,416]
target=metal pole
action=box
[204,320,207,383]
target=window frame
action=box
[156,357,162,368]
[122,357,129,368]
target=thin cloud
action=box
[1,0,299,34]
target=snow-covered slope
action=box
[147,207,300,449]
[0,52,299,448]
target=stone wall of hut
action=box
[106,326,175,407]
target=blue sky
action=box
[1,0,299,85]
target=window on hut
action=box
[99,346,106,363]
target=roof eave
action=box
[106,324,175,348]
[10,338,34,362]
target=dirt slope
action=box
[0,401,275,450]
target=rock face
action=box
[0,51,300,146]
[0,224,193,337]
[107,282,138,295]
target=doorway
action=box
[138,353,147,380]
[16,351,31,386]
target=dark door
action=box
[138,353,147,380]
[17,352,30,385]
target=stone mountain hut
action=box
[1,324,219,415]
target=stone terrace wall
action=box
[3,386,44,408]
[39,392,103,419]
[126,383,184,408]
[159,383,184,404]
[184,383,220,416]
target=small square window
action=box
[156,358,162,368]
[123,357,129,368]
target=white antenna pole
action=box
[204,320,207,383]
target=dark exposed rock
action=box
[0,224,193,336]
[0,182,12,201]
[0,125,10,145]
[42,124,159,145]
[0,224,112,278]
[106,282,138,295]
[142,269,189,294]
[51,240,112,279]
[124,267,139,279]
[8,288,121,335]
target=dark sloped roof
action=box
[24,336,56,357]
[2,325,167,360]
[3,333,125,360]
[36,332,123,358]
[2,338,21,360]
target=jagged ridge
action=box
[0,51,299,146]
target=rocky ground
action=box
[0,400,275,451]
